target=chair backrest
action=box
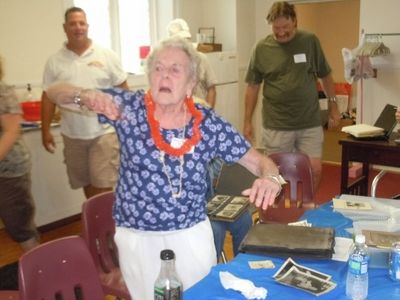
[18,236,104,300]
[259,152,316,223]
[81,191,119,274]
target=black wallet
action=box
[239,223,335,259]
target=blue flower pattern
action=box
[99,88,251,231]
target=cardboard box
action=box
[197,43,222,53]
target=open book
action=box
[207,195,249,222]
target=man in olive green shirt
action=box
[243,1,340,190]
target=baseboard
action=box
[37,213,81,234]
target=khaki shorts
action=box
[62,133,120,189]
[0,174,39,243]
[262,126,324,158]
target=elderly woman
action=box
[47,37,283,299]
[0,56,39,252]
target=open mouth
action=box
[159,87,172,93]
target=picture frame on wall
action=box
[198,27,215,44]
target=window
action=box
[71,0,153,74]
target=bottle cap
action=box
[160,249,175,260]
[355,234,366,244]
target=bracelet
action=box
[265,174,286,196]
[73,89,85,108]
[328,96,337,103]
[266,174,286,186]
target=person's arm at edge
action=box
[205,85,216,108]
[319,73,341,129]
[237,148,281,210]
[41,91,57,153]
[243,83,260,144]
[0,113,22,160]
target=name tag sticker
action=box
[293,53,307,63]
[171,137,194,153]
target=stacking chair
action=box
[18,236,104,300]
[81,191,131,300]
[258,152,316,223]
[0,291,19,300]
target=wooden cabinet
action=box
[23,128,85,227]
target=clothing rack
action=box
[365,33,400,37]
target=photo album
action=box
[207,194,249,222]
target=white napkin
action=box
[219,271,268,299]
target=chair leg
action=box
[220,250,227,264]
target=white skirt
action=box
[114,219,217,300]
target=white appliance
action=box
[205,51,241,131]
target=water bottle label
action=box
[348,255,369,275]
[154,286,182,300]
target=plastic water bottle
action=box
[154,249,182,300]
[346,234,369,300]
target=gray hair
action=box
[146,37,200,84]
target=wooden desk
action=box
[339,136,400,195]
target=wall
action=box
[177,0,237,51]
[0,0,65,96]
[296,0,360,84]
[359,0,400,127]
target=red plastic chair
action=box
[258,152,316,223]
[81,191,131,300]
[18,236,104,300]
[0,291,19,299]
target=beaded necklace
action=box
[144,91,202,198]
[144,91,203,156]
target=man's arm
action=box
[41,91,57,153]
[205,86,216,108]
[0,114,22,160]
[319,73,341,129]
[115,80,129,91]
[243,83,260,144]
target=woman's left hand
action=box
[241,177,281,210]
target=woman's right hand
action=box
[81,90,120,120]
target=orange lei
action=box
[144,91,203,156]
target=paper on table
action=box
[219,271,268,300]
[331,237,353,262]
[341,124,384,137]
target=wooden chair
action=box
[258,152,316,224]
[18,236,105,300]
[0,291,19,300]
[81,191,131,300]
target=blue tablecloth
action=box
[300,202,353,238]
[184,202,400,299]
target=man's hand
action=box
[42,130,56,153]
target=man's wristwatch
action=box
[328,96,337,103]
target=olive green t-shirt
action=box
[245,30,331,130]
